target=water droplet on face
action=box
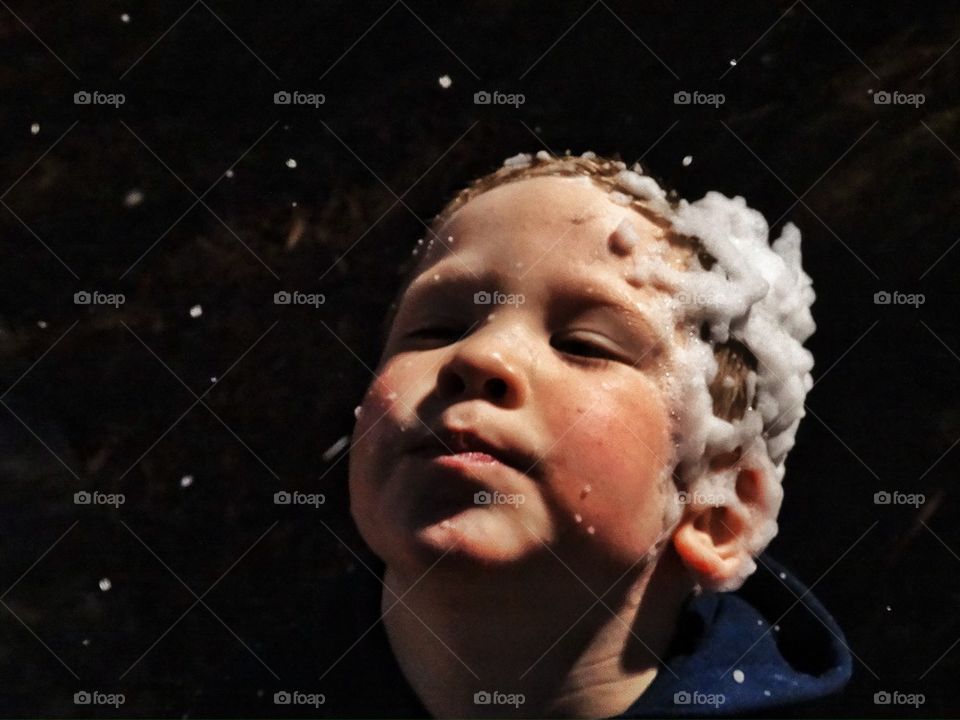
[98,578,112,592]
[440,520,452,529]
[433,273,441,281]
[180,474,194,488]
[574,513,583,523]
[586,525,596,534]
[386,391,398,401]
[189,304,203,318]
[581,484,592,498]
[354,405,363,419]
[487,313,496,322]
[733,669,745,683]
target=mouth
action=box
[409,427,532,474]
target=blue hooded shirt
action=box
[318,552,852,718]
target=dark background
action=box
[1,1,958,716]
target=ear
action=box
[672,460,767,592]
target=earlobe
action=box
[672,507,743,586]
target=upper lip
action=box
[410,426,532,472]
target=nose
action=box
[435,325,529,408]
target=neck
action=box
[381,549,689,719]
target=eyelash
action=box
[405,326,620,366]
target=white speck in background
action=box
[120,13,131,23]
[322,435,351,462]
[224,169,234,178]
[189,304,203,318]
[123,189,144,207]
[30,122,40,135]
[438,74,452,89]
[180,474,194,488]
[285,158,298,169]
[733,669,745,683]
[682,155,693,167]
[98,577,112,592]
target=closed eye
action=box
[551,333,624,363]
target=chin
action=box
[393,506,543,570]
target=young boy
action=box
[342,152,852,718]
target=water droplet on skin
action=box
[180,474,194,488]
[574,513,582,523]
[189,304,203,318]
[733,669,745,683]
[285,158,297,169]
[354,405,363,419]
[417,238,425,245]
[98,578,112,592]
[386,391,398,401]
[447,235,455,243]
[487,313,496,321]
[586,525,596,535]
[30,122,40,135]
[433,273,440,281]
[440,520,452,529]
[514,261,524,269]
[581,484,592,498]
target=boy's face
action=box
[349,176,690,575]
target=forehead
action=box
[412,175,688,289]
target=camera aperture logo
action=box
[474,490,525,507]
[473,690,525,708]
[273,90,325,108]
[74,290,125,308]
[274,290,326,308]
[74,490,125,508]
[674,690,726,708]
[473,290,524,306]
[273,690,325,707]
[673,90,725,108]
[274,490,325,508]
[74,690,125,708]
[873,290,924,307]
[74,91,125,108]
[473,90,525,108]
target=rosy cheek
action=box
[547,397,669,514]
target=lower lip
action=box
[432,451,500,466]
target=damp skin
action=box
[348,175,692,577]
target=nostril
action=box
[437,371,465,398]
[484,377,508,399]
